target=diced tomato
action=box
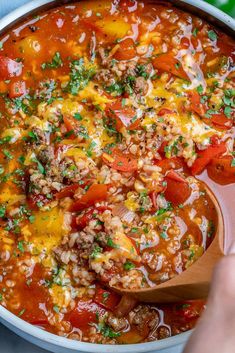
[158,108,174,117]
[68,300,106,329]
[180,37,190,49]
[191,142,227,175]
[174,300,205,322]
[113,38,137,61]
[164,171,191,205]
[210,134,220,146]
[106,100,140,131]
[19,264,49,326]
[155,157,185,175]
[55,184,79,199]
[207,156,235,185]
[149,190,158,211]
[188,92,233,130]
[166,169,187,183]
[63,116,78,138]
[9,80,26,98]
[153,53,188,80]
[94,286,120,311]
[0,56,22,80]
[75,206,109,230]
[119,0,137,8]
[75,208,96,230]
[210,111,233,130]
[102,148,138,172]
[158,141,168,157]
[187,91,207,116]
[70,184,108,212]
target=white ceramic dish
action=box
[0,1,234,352]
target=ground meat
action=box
[106,313,128,332]
[155,325,171,340]
[72,231,95,250]
[132,76,149,96]
[37,145,54,165]
[129,305,160,332]
[94,69,116,85]
[31,127,49,146]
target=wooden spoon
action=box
[112,183,224,303]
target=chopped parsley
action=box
[64,58,96,95]
[123,261,135,271]
[53,305,60,313]
[0,205,6,218]
[41,52,63,70]
[97,323,121,338]
[192,28,198,37]
[86,141,97,157]
[74,112,83,121]
[18,308,26,317]
[3,149,13,160]
[208,30,217,41]
[17,241,25,253]
[196,84,204,95]
[31,157,45,175]
[90,245,102,259]
[106,237,120,249]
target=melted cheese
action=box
[92,232,140,265]
[28,207,67,253]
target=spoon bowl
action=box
[113,182,224,303]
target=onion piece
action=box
[114,295,138,318]
[112,203,136,223]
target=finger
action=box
[208,253,235,308]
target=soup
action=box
[0,0,234,344]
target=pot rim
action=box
[0,0,234,352]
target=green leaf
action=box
[106,237,120,249]
[64,58,96,95]
[28,130,38,141]
[0,205,6,218]
[208,30,217,41]
[17,241,25,253]
[196,84,204,95]
[18,308,26,317]
[90,245,102,259]
[123,261,135,271]
[29,215,35,224]
[41,52,63,70]
[53,305,60,313]
[231,158,235,167]
[18,155,25,164]
[224,106,232,118]
[32,157,45,175]
[3,149,13,160]
[160,232,167,239]
[86,141,97,157]
[192,28,198,37]
[97,323,121,338]
[74,112,82,121]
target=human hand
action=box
[183,243,235,353]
